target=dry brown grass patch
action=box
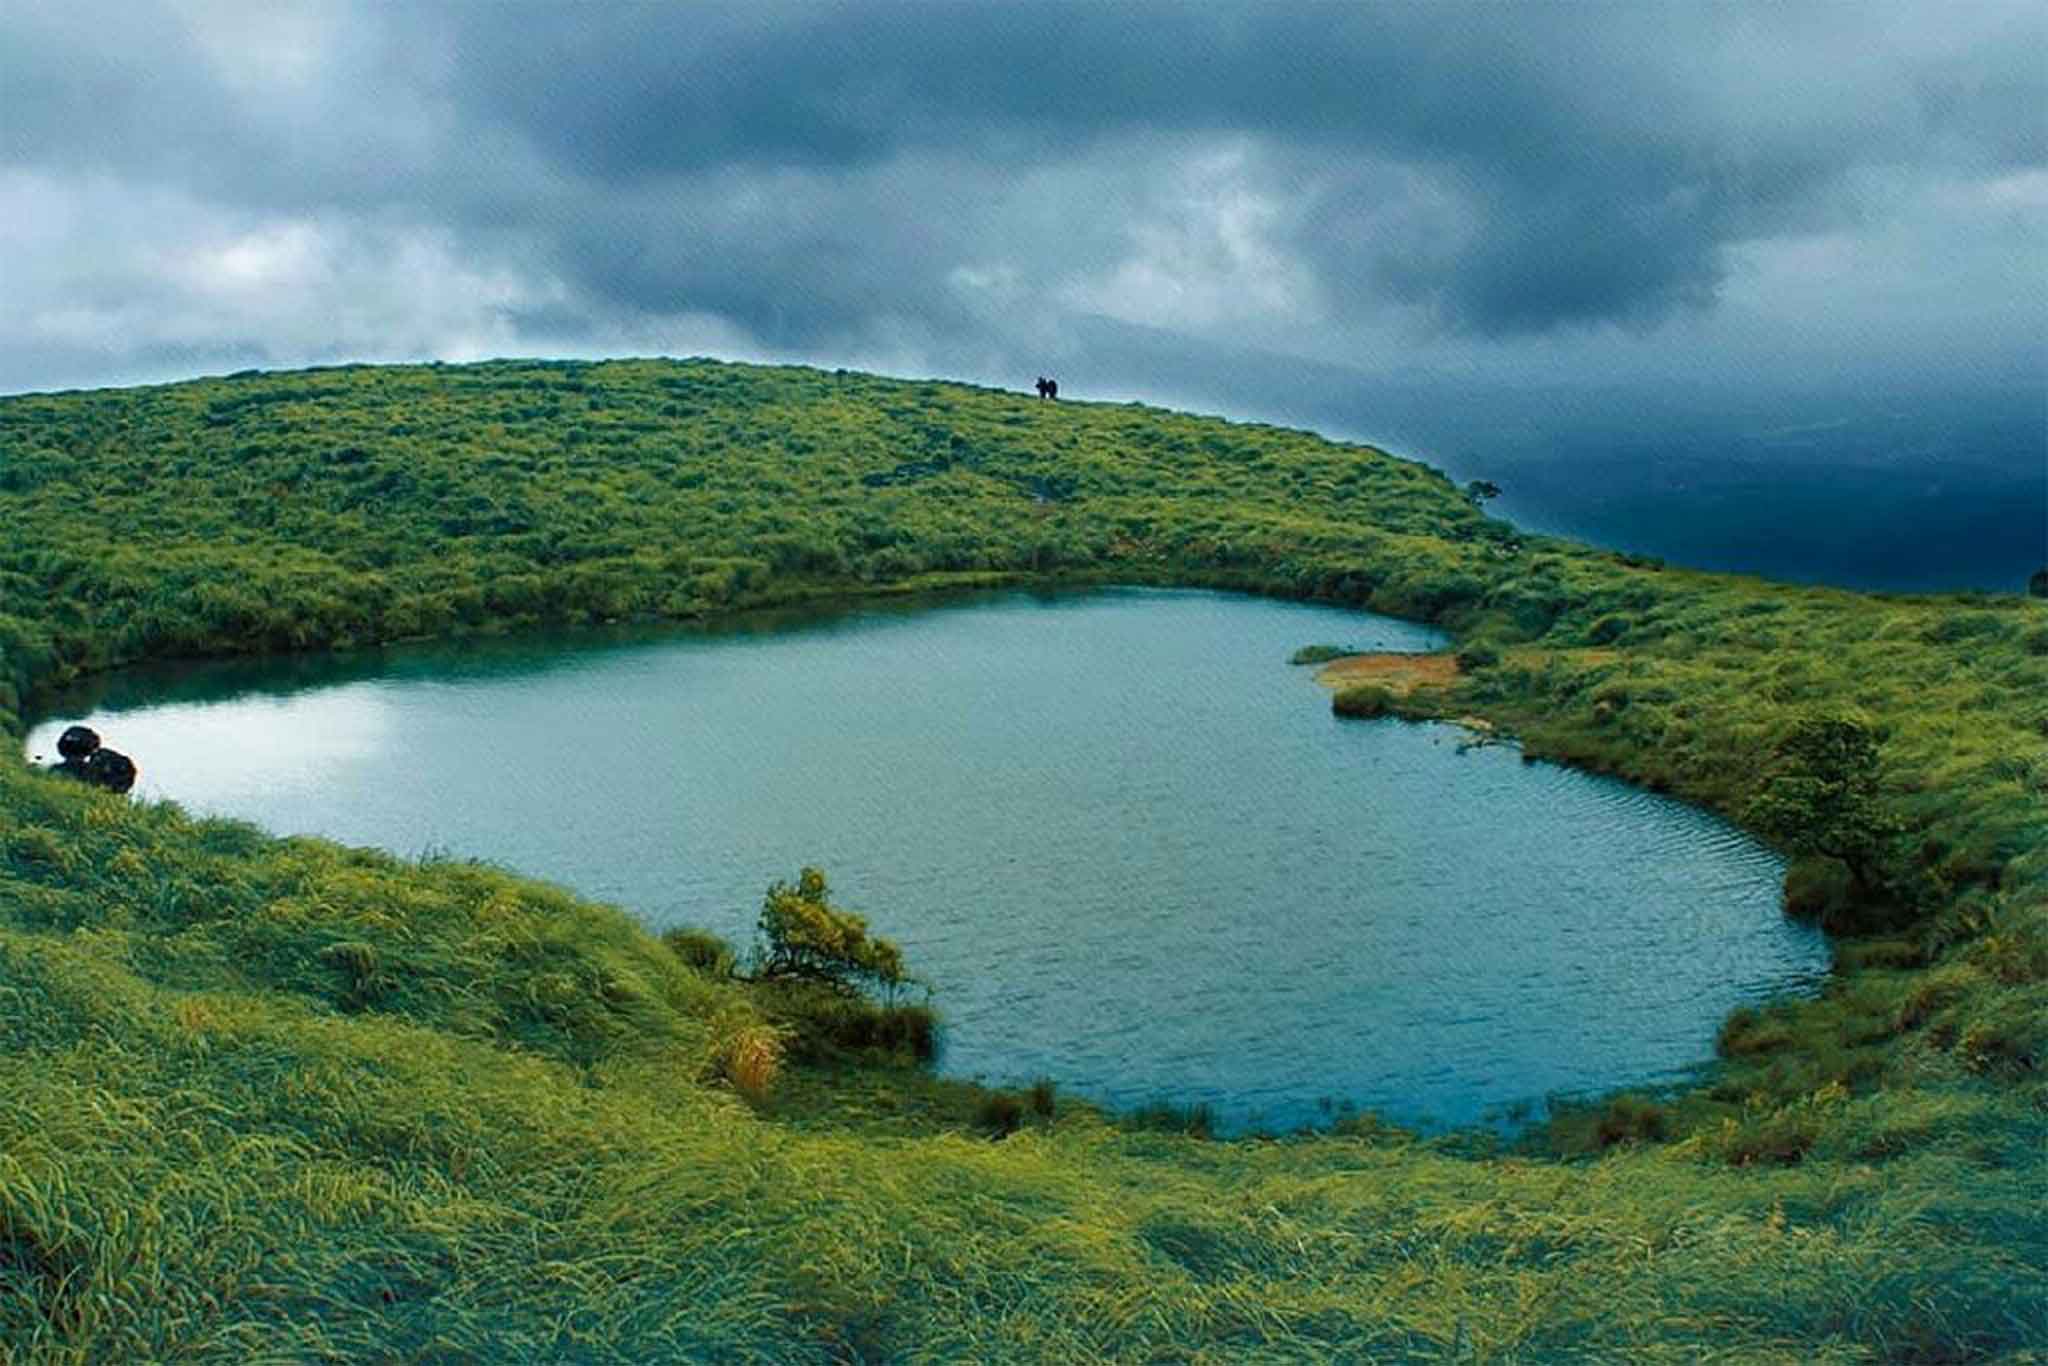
[1314,651,1461,694]
[724,1025,786,1099]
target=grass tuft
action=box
[662,926,737,979]
[723,1024,787,1099]
[975,1091,1025,1138]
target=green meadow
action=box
[0,357,2042,1361]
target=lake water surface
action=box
[29,588,1828,1131]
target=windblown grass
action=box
[0,357,2041,1359]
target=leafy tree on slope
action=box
[1744,713,1904,921]
[753,866,906,999]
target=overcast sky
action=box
[4,2,2043,438]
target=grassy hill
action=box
[0,357,2042,1361]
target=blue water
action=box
[29,587,1828,1132]
[1068,315,2046,593]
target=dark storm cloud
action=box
[421,1,2043,337]
[1,0,2041,391]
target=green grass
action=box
[0,356,2043,1360]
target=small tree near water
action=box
[1744,714,1903,921]
[753,866,907,999]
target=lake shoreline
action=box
[1,357,2039,1361]
[27,588,1817,1135]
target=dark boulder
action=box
[84,749,138,794]
[2029,566,2047,598]
[56,725,100,760]
[45,727,137,793]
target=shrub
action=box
[1891,968,1974,1034]
[1782,856,1851,924]
[753,867,905,998]
[1721,1109,1822,1166]
[1586,614,1630,645]
[1592,683,1630,710]
[1289,643,1352,665]
[1954,998,2045,1075]
[1332,684,1397,718]
[1832,937,1925,972]
[1968,919,2048,985]
[759,985,939,1062]
[834,1000,938,1060]
[1744,714,1905,917]
[662,926,736,978]
[1123,1100,1216,1139]
[743,866,938,1062]
[1028,1076,1057,1118]
[1593,1094,1669,1147]
[977,1091,1025,1138]
[1454,639,1501,670]
[317,939,381,981]
[1718,1006,1795,1057]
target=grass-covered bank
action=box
[1,357,2043,1360]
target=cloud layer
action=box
[4,0,2042,401]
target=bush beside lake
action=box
[1331,682,1399,717]
[0,357,2042,1359]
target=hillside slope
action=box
[0,358,2042,1361]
